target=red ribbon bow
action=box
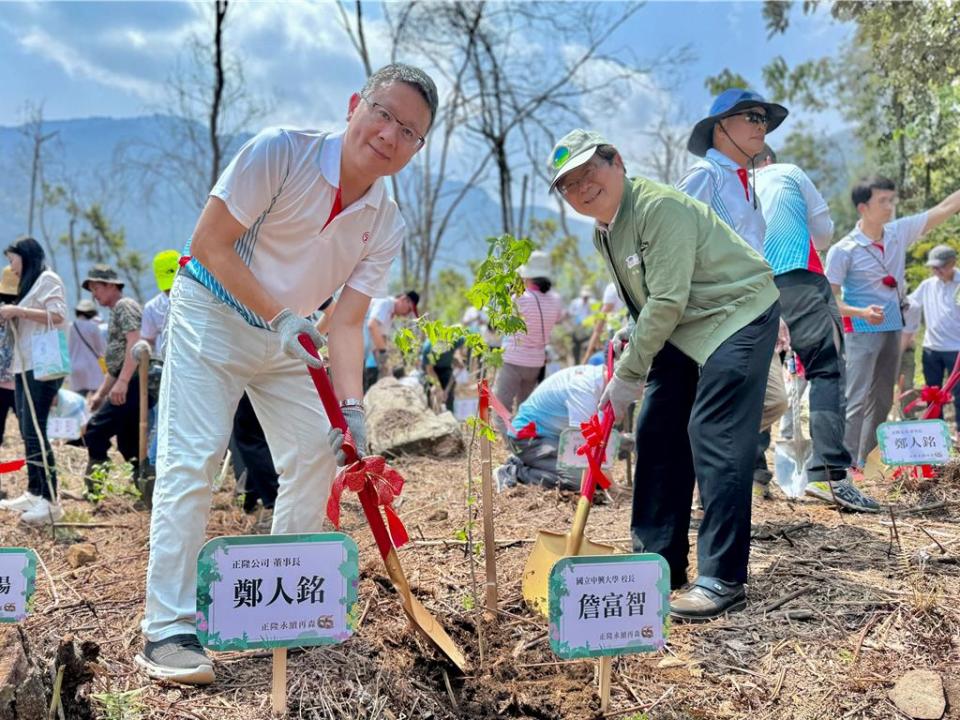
[478,378,537,439]
[576,415,611,490]
[326,456,409,548]
[921,385,952,409]
[881,274,898,288]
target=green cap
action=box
[546,129,610,190]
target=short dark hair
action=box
[403,289,420,307]
[531,277,552,294]
[851,176,896,208]
[362,64,439,130]
[595,144,626,174]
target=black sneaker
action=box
[670,576,746,622]
[135,634,215,685]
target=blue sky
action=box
[0,1,853,208]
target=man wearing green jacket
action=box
[548,129,780,620]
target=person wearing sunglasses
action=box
[547,129,780,621]
[677,88,792,501]
[136,63,437,686]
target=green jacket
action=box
[597,176,778,382]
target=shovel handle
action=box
[298,334,395,562]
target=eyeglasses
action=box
[728,110,769,128]
[556,161,600,196]
[360,94,425,148]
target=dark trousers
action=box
[434,366,455,412]
[505,435,581,491]
[921,349,960,430]
[85,372,144,468]
[0,386,15,446]
[775,271,851,481]
[363,366,379,393]
[230,392,278,510]
[14,371,62,500]
[632,302,779,588]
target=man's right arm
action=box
[190,197,285,322]
[829,283,885,324]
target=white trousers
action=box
[142,276,335,641]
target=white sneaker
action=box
[19,498,64,525]
[0,491,41,512]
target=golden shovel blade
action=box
[521,528,617,618]
[384,549,469,672]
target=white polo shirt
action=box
[182,127,404,327]
[907,269,960,351]
[824,212,928,333]
[676,148,767,255]
[601,282,624,313]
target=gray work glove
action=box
[598,373,645,424]
[327,405,368,466]
[131,339,152,362]
[270,308,326,369]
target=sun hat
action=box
[687,88,789,158]
[518,251,552,280]
[75,298,97,314]
[926,244,958,268]
[82,264,124,291]
[153,249,180,292]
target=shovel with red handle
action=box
[298,335,468,672]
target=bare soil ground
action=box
[2,426,960,720]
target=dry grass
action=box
[3,423,960,719]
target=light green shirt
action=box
[596,176,778,382]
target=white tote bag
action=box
[31,312,71,381]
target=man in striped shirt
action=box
[754,145,877,511]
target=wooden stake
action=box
[599,656,612,713]
[479,401,498,616]
[271,648,287,716]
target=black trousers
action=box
[0,386,15,447]
[922,349,960,430]
[434,365,455,412]
[85,372,145,467]
[774,270,851,481]
[230,392,278,510]
[632,302,779,588]
[14,371,62,499]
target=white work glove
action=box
[598,374,645,424]
[270,308,326,369]
[327,406,368,465]
[131,339,152,362]
[611,325,632,360]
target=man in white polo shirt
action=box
[908,244,960,438]
[136,63,437,686]
[825,177,960,469]
[363,290,418,390]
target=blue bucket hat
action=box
[687,88,788,157]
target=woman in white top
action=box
[492,251,566,433]
[0,237,68,524]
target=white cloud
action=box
[18,26,165,101]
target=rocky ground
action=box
[0,422,958,720]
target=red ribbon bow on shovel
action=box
[576,414,612,491]
[326,455,409,548]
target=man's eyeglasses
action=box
[727,110,769,128]
[361,94,425,148]
[556,161,600,197]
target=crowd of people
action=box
[0,61,957,685]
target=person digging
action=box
[548,129,780,621]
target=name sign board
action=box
[877,420,953,466]
[557,428,621,475]
[548,554,669,659]
[197,533,358,651]
[0,548,37,622]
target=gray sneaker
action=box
[135,634,215,685]
[494,464,517,492]
[805,479,880,513]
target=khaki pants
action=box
[761,352,788,431]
